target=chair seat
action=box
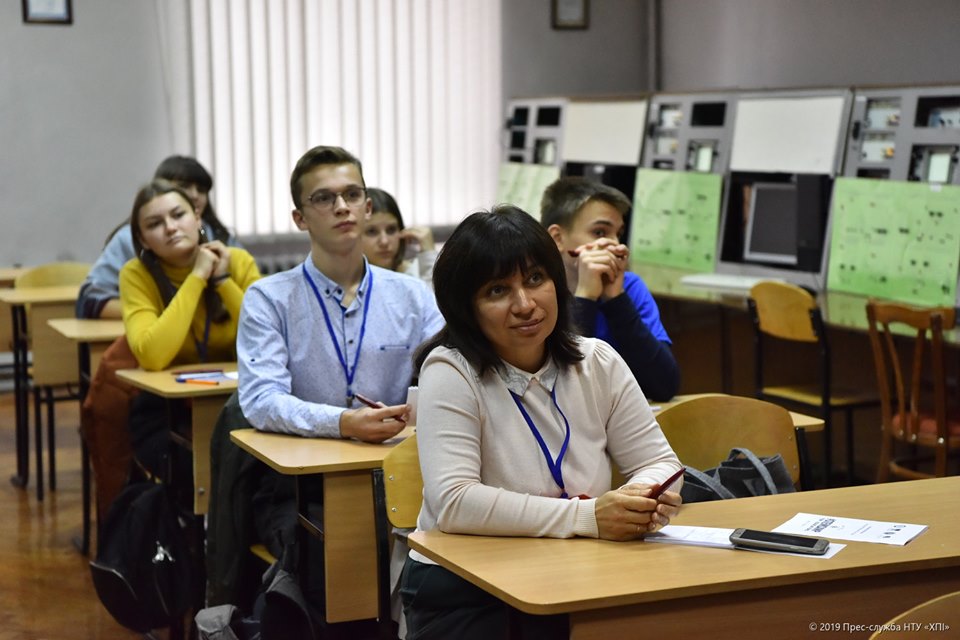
[891,412,960,441]
[762,383,878,409]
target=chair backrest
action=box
[749,280,819,343]
[15,262,91,385]
[657,395,802,487]
[382,434,423,529]
[14,261,90,288]
[868,590,960,639]
[866,300,955,444]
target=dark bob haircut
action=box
[414,205,583,374]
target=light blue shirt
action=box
[237,255,444,437]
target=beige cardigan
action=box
[411,338,681,563]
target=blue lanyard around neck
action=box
[510,386,572,498]
[194,311,212,363]
[302,263,374,402]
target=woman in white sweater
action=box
[401,206,683,640]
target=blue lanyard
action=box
[194,311,211,363]
[510,386,572,498]
[302,264,374,403]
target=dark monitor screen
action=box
[536,106,562,126]
[744,182,798,265]
[512,106,529,127]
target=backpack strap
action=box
[727,448,779,495]
[684,467,737,500]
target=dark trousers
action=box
[400,557,569,640]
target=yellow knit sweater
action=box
[119,248,261,370]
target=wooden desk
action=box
[231,427,414,623]
[48,319,125,554]
[116,362,237,515]
[659,393,824,432]
[410,476,960,639]
[0,285,79,489]
[0,267,28,288]
[635,261,960,342]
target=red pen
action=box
[354,392,406,424]
[649,466,685,500]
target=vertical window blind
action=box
[161,0,502,236]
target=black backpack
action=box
[90,481,194,632]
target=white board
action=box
[561,101,647,165]
[730,96,846,174]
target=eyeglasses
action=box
[304,186,367,211]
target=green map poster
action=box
[496,162,560,221]
[827,178,960,306]
[630,169,723,271]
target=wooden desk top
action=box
[633,263,747,307]
[47,318,124,343]
[116,361,238,398]
[0,285,79,305]
[0,267,28,287]
[660,393,823,432]
[231,427,414,474]
[409,476,960,615]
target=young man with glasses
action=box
[237,145,443,441]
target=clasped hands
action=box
[571,238,629,302]
[595,483,682,541]
[192,240,232,282]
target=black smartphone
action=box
[729,528,829,555]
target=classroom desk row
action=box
[634,261,960,342]
[0,284,81,489]
[230,397,822,625]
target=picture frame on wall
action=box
[22,0,73,25]
[552,0,589,30]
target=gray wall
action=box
[502,0,649,101]
[5,1,960,266]
[0,0,174,266]
[659,0,960,91]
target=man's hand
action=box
[339,404,410,443]
[572,238,629,301]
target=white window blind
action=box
[160,0,502,236]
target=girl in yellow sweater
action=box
[119,179,260,480]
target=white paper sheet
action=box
[773,513,928,546]
[645,525,735,549]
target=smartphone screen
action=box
[729,528,829,555]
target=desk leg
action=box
[9,305,28,488]
[719,306,732,394]
[74,342,93,556]
[191,398,221,516]
[323,471,379,623]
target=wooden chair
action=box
[866,301,960,481]
[657,395,810,490]
[868,590,960,639]
[748,281,878,487]
[372,434,421,639]
[15,261,91,500]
